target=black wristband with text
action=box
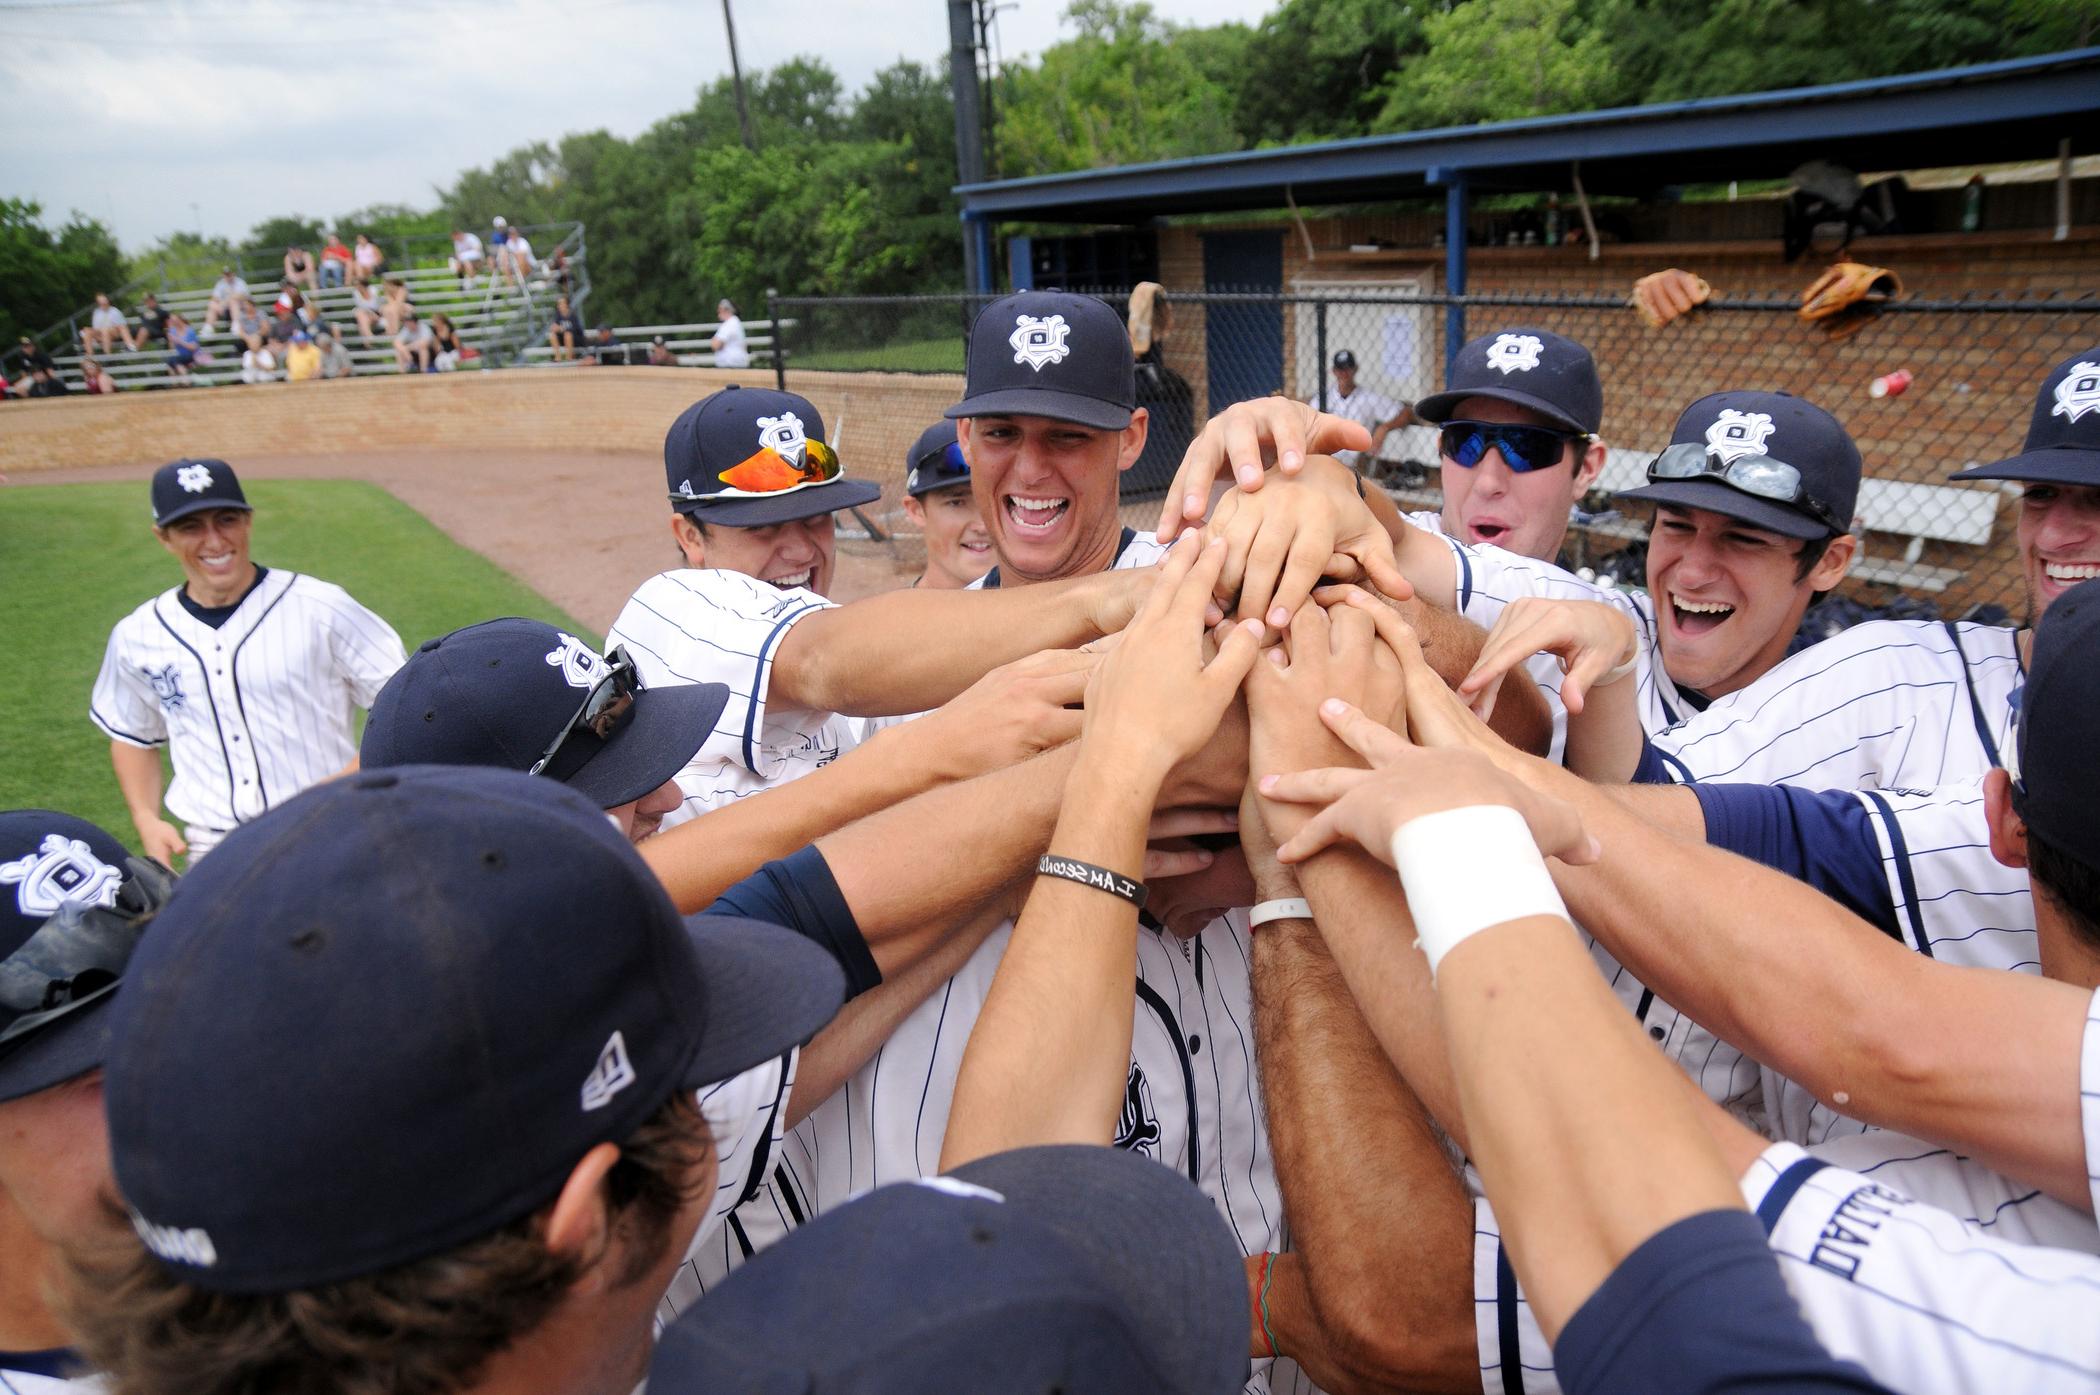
[1036,854,1148,909]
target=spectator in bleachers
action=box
[267,306,301,359]
[132,292,168,348]
[25,364,70,398]
[504,227,537,286]
[239,342,279,385]
[429,312,463,371]
[79,356,116,394]
[394,311,435,373]
[283,245,318,292]
[286,331,322,383]
[316,328,354,379]
[647,334,677,367]
[81,293,136,355]
[488,213,509,269]
[319,231,352,288]
[352,233,384,287]
[162,314,199,381]
[380,277,413,336]
[589,322,627,365]
[448,229,484,289]
[232,296,267,354]
[538,243,571,294]
[202,266,248,335]
[546,294,584,362]
[349,280,383,340]
[13,335,55,393]
[710,298,749,368]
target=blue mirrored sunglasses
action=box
[1440,420,1586,474]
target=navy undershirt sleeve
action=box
[706,845,881,1000]
[1555,1209,1891,1395]
[1691,783,1897,937]
[1629,737,1679,785]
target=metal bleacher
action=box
[516,319,788,369]
[9,223,588,392]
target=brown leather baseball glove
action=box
[1632,268,1711,328]
[1799,261,1902,339]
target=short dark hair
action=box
[1793,534,1836,584]
[2011,795,2100,955]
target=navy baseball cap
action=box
[1332,349,1359,370]
[1952,349,2100,486]
[361,618,727,809]
[948,290,1135,431]
[151,458,250,527]
[2009,578,2100,868]
[0,811,162,1105]
[1617,391,1861,541]
[105,766,844,1294]
[665,386,881,527]
[647,1145,1249,1394]
[904,419,966,497]
[1413,327,1603,436]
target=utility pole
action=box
[722,0,757,152]
[947,0,986,290]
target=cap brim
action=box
[946,387,1132,431]
[0,996,113,1104]
[682,916,845,1087]
[155,496,252,527]
[906,472,971,498]
[559,681,730,809]
[1950,447,2100,485]
[1614,480,1832,540]
[681,478,881,528]
[1413,386,1589,435]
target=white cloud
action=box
[0,0,1275,251]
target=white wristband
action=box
[1595,646,1640,687]
[1388,805,1569,976]
[1249,898,1313,927]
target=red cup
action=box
[1869,369,1913,399]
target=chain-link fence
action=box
[772,288,2100,622]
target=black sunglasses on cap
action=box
[1440,420,1588,474]
[529,645,642,777]
[1645,443,1846,534]
[0,858,172,1052]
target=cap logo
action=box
[544,633,608,690]
[1009,314,1072,371]
[175,464,214,494]
[1705,409,1777,464]
[580,1030,636,1111]
[2053,362,2100,424]
[755,412,810,466]
[0,834,123,919]
[1484,334,1544,375]
[912,1176,1005,1204]
[132,1212,218,1269]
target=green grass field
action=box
[0,478,593,845]
[788,337,966,374]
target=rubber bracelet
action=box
[1595,646,1640,687]
[1389,805,1568,975]
[1036,854,1147,909]
[1257,1251,1280,1360]
[1249,898,1313,927]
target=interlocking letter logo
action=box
[1010,314,1072,371]
[1484,333,1543,374]
[1706,409,1777,464]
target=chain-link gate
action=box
[771,288,2100,624]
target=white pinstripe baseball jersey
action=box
[1472,1136,2100,1395]
[607,569,870,828]
[655,1049,797,1328]
[89,570,403,836]
[2086,987,2100,1220]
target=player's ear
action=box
[541,1140,622,1290]
[1982,767,2029,871]
[1572,439,1607,494]
[670,513,707,569]
[1806,532,1857,593]
[901,495,926,525]
[1117,407,1150,473]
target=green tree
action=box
[1377,0,1624,128]
[1236,0,1440,144]
[243,215,326,254]
[124,230,239,300]
[0,200,128,347]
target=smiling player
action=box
[901,420,994,589]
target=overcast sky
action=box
[0,0,1276,251]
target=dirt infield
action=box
[12,449,927,633]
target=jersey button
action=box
[1647,1025,1666,1042]
[1187,1035,1202,1055]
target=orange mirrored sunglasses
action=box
[716,437,842,495]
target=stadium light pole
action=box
[722,0,757,153]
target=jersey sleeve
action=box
[2082,987,2100,1221]
[1553,1208,1890,1395]
[89,613,167,748]
[705,846,880,1000]
[316,585,408,707]
[1690,783,1895,936]
[609,570,835,782]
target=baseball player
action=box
[900,419,994,589]
[0,810,173,1393]
[72,766,844,1395]
[1302,349,1412,480]
[359,617,730,844]
[89,459,406,864]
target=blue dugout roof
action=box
[955,48,2100,224]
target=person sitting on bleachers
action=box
[503,228,536,286]
[81,293,136,355]
[240,342,279,385]
[319,232,352,289]
[25,364,70,397]
[647,334,677,367]
[132,293,169,348]
[546,294,584,362]
[203,266,248,335]
[13,335,55,393]
[350,281,383,340]
[286,331,322,383]
[538,243,571,294]
[430,312,463,372]
[394,311,435,373]
[80,357,117,394]
[352,233,384,287]
[267,305,301,360]
[162,314,199,381]
[380,277,413,336]
[232,296,267,354]
[283,245,318,292]
[448,229,484,290]
[316,328,354,379]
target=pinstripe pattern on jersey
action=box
[89,571,404,831]
[2082,988,2100,1221]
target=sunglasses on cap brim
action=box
[0,858,171,1052]
[530,645,642,778]
[1645,442,1845,534]
[918,439,970,478]
[1440,421,1588,474]
[705,437,843,499]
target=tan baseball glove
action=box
[1799,261,1902,339]
[1632,268,1711,328]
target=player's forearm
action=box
[1435,916,1746,1341]
[1401,598,1552,757]
[772,568,1140,716]
[940,751,1155,1170]
[1250,916,1477,1394]
[1364,489,1460,610]
[1561,671,1645,783]
[109,743,166,829]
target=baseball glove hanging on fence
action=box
[1799,261,1902,340]
[1632,268,1712,328]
